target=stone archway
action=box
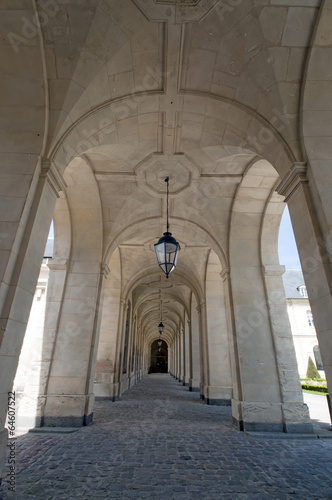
[150,340,168,373]
[2,2,332,482]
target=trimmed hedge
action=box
[301,384,328,393]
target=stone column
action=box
[263,264,312,432]
[221,268,241,406]
[187,319,193,388]
[181,327,186,385]
[197,301,209,400]
[184,320,190,386]
[226,262,293,431]
[277,163,332,401]
[167,347,172,374]
[114,298,127,399]
[94,261,121,399]
[176,334,180,380]
[171,340,175,376]
[12,262,49,430]
[189,297,200,391]
[173,340,176,377]
[204,262,232,405]
[35,258,70,425]
[130,317,137,386]
[0,158,65,472]
[42,262,109,426]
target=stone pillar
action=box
[197,301,209,400]
[175,334,180,379]
[130,317,137,387]
[12,262,49,430]
[181,327,186,385]
[204,258,232,405]
[167,347,172,374]
[187,319,193,388]
[277,163,332,401]
[0,158,65,474]
[42,262,108,426]
[263,264,312,432]
[94,257,121,398]
[33,258,69,426]
[171,340,176,377]
[135,325,140,382]
[226,262,295,431]
[114,298,127,398]
[184,320,190,386]
[189,296,200,391]
[221,268,241,405]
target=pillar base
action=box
[42,394,95,428]
[41,414,93,427]
[232,399,313,433]
[94,382,119,399]
[206,398,231,406]
[282,402,313,433]
[202,385,232,405]
[188,378,200,392]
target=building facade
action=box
[1,0,332,481]
[283,270,325,379]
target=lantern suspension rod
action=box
[165,176,169,233]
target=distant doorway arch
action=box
[150,340,168,373]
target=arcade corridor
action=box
[1,375,331,499]
[2,0,332,490]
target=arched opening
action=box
[150,340,168,373]
[2,2,332,492]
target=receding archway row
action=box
[2,98,331,444]
[2,1,332,487]
[9,151,313,436]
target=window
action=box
[306,310,314,327]
[313,345,323,371]
[297,285,308,298]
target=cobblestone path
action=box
[1,374,332,499]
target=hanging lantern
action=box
[158,299,164,334]
[154,177,180,278]
[158,338,162,347]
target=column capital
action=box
[41,158,67,197]
[101,263,110,278]
[220,267,230,281]
[47,258,70,271]
[196,300,205,313]
[263,264,286,277]
[276,162,307,202]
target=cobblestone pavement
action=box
[1,374,332,499]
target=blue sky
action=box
[278,206,301,270]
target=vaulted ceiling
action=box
[5,0,318,342]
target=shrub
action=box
[301,384,328,394]
[306,356,320,379]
